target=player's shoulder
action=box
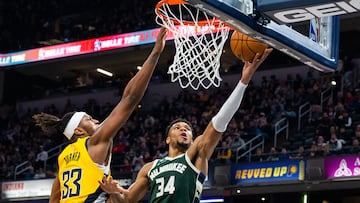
[141,161,156,173]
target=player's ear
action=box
[166,136,170,144]
[74,127,87,137]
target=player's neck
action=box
[168,147,186,158]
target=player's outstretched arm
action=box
[99,163,153,203]
[94,28,166,141]
[88,28,167,161]
[188,48,272,172]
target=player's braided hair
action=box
[32,112,75,134]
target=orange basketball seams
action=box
[230,31,268,62]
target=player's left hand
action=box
[99,175,129,195]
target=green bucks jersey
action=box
[147,153,205,203]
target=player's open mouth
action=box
[180,133,187,139]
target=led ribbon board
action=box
[185,0,341,72]
[0,29,163,67]
[0,26,227,68]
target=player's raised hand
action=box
[241,48,273,84]
[153,27,167,53]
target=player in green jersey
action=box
[100,48,273,203]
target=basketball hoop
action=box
[155,0,230,90]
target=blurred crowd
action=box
[1,67,359,181]
[0,0,157,53]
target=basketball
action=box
[230,31,268,62]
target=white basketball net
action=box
[155,1,230,90]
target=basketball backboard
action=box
[183,0,352,72]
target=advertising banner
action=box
[0,24,224,67]
[0,28,162,67]
[324,155,360,179]
[231,160,305,184]
[1,178,132,200]
[1,179,53,199]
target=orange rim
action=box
[156,0,187,6]
[155,0,223,26]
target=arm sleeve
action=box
[211,82,248,132]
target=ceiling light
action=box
[331,80,336,86]
[97,68,113,77]
[137,66,142,70]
